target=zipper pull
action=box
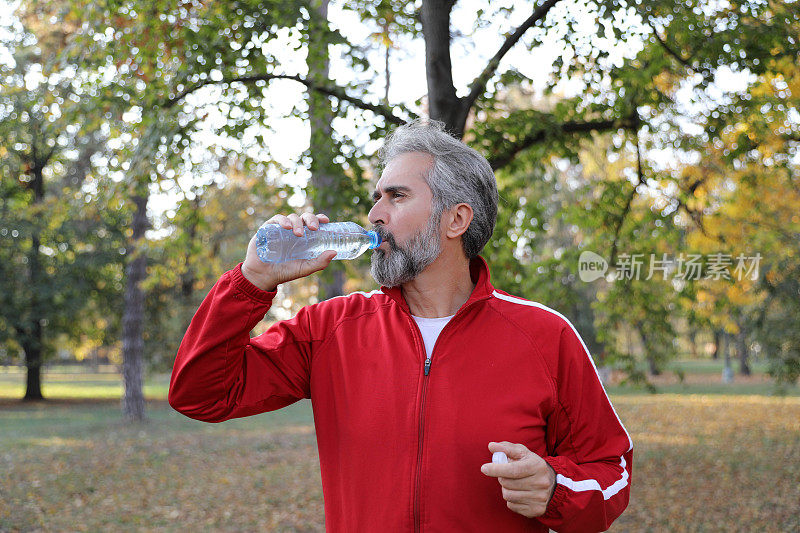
[424,356,432,376]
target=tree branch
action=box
[609,134,645,267]
[163,74,414,125]
[43,145,58,167]
[608,182,638,269]
[647,20,702,76]
[487,114,641,170]
[672,195,720,242]
[421,0,461,133]
[463,0,563,112]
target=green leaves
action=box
[4,0,797,388]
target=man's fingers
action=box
[501,487,531,504]
[506,501,536,516]
[265,214,290,229]
[481,441,534,478]
[498,476,532,490]
[287,213,304,236]
[263,212,329,234]
[481,443,548,479]
[482,441,555,519]
[481,461,530,479]
[488,441,531,461]
[308,250,337,272]
[502,485,550,519]
[302,212,320,230]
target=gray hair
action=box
[378,119,499,259]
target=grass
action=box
[1,370,799,532]
[0,400,321,532]
[606,381,799,396]
[607,359,799,397]
[610,394,800,532]
[0,371,170,400]
[665,358,771,375]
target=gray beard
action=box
[370,212,442,287]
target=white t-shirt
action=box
[411,314,455,359]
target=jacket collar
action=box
[380,256,495,314]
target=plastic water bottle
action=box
[255,221,382,263]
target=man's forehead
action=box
[375,152,434,190]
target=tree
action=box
[142,160,295,368]
[40,0,800,397]
[306,0,347,299]
[0,18,127,399]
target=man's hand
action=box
[480,441,557,518]
[241,212,336,291]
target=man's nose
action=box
[368,201,385,226]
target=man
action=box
[169,120,632,532]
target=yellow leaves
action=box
[26,437,92,448]
[630,432,698,446]
[369,31,395,49]
[0,389,798,531]
[73,336,102,362]
[731,122,749,135]
[685,229,715,251]
[652,71,679,96]
[3,396,797,531]
[726,280,763,307]
[610,394,800,531]
[765,269,785,286]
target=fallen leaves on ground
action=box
[1,395,798,532]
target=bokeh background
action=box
[1,0,798,531]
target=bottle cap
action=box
[492,451,509,464]
[367,230,382,249]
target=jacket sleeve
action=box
[537,322,633,533]
[168,264,316,422]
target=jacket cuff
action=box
[230,263,278,304]
[541,456,569,520]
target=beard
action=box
[370,210,442,287]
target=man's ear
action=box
[445,203,473,239]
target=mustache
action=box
[372,225,398,250]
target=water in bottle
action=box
[255,221,382,264]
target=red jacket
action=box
[169,257,632,532]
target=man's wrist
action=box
[240,264,278,292]
[545,462,557,505]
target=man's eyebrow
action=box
[372,185,412,200]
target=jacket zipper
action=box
[414,355,431,533]
[409,295,491,532]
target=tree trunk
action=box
[647,356,660,376]
[736,322,751,376]
[179,194,200,334]
[23,167,46,401]
[689,328,699,359]
[712,329,722,360]
[596,349,612,386]
[180,194,200,301]
[636,322,661,376]
[121,190,148,421]
[21,327,43,401]
[421,0,468,137]
[307,0,344,300]
[722,332,734,383]
[383,22,391,105]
